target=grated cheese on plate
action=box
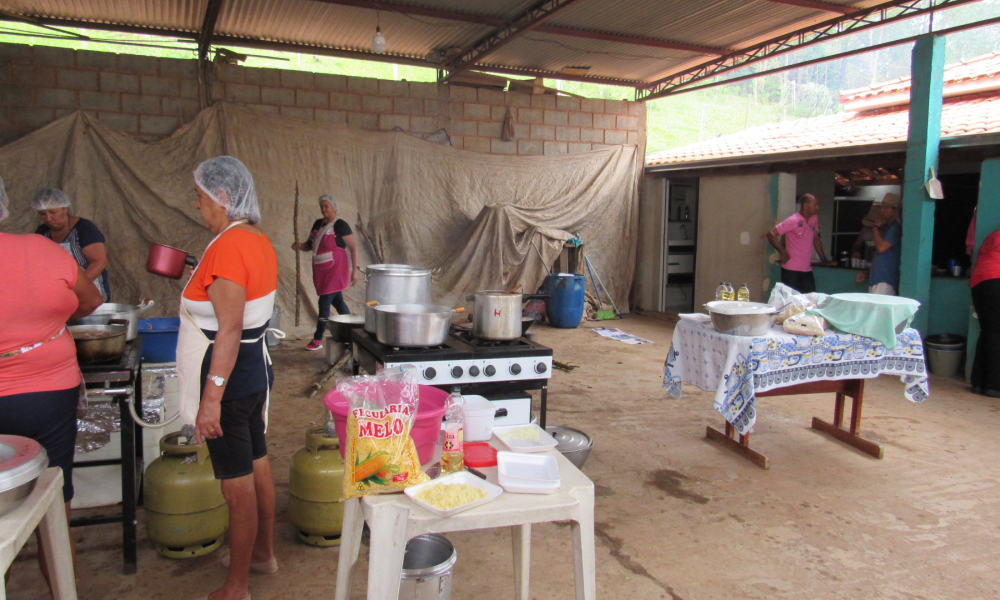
[415,483,487,510]
[499,426,539,440]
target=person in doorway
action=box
[0,173,103,594]
[32,189,111,302]
[969,225,1000,397]
[850,203,882,264]
[291,194,358,351]
[855,193,902,295]
[766,193,828,294]
[178,157,279,600]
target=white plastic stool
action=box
[0,468,77,600]
[334,449,595,600]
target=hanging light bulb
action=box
[372,26,386,54]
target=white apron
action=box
[176,220,285,429]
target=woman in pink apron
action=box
[292,194,358,351]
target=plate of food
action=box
[404,471,503,518]
[492,424,559,453]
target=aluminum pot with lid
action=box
[361,264,433,333]
[0,435,49,516]
[69,299,155,341]
[466,290,548,341]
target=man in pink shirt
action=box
[766,193,828,294]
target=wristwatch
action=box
[207,374,227,387]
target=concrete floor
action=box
[7,314,1000,600]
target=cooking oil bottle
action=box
[441,389,465,474]
[721,283,735,301]
[737,284,750,302]
[715,282,727,301]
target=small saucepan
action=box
[147,243,199,279]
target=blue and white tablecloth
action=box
[663,319,929,435]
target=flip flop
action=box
[221,553,279,575]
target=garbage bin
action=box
[399,533,457,600]
[924,334,966,377]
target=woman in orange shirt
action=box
[0,173,102,591]
[176,157,279,600]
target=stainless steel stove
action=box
[352,327,554,427]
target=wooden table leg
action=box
[811,380,883,459]
[706,423,770,470]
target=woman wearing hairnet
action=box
[291,194,358,351]
[33,189,111,302]
[1,173,102,592]
[176,157,279,600]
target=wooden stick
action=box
[308,352,351,398]
[294,180,301,327]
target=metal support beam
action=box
[467,64,640,87]
[756,0,856,15]
[312,0,728,56]
[198,0,225,62]
[899,34,945,333]
[441,0,585,82]
[639,0,981,100]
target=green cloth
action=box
[809,293,921,349]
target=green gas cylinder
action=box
[144,431,229,559]
[289,424,345,546]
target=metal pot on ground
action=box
[373,304,464,348]
[68,319,128,363]
[466,291,548,341]
[327,314,366,344]
[69,299,155,341]
[361,264,433,334]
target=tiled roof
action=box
[647,54,1000,168]
[841,52,1000,102]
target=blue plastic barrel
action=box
[138,318,181,363]
[544,273,585,329]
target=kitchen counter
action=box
[813,264,970,280]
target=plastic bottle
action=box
[722,283,735,301]
[441,390,466,474]
[715,282,727,301]
[737,284,750,302]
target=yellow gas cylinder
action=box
[289,424,345,546]
[144,431,229,558]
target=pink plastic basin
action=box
[323,384,449,465]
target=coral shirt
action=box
[971,229,1000,288]
[0,233,81,397]
[775,212,819,272]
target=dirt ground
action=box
[7,314,1000,600]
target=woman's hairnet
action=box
[194,156,261,224]
[31,188,72,211]
[319,194,338,211]
[0,174,8,223]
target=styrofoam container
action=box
[463,395,496,442]
[493,424,558,453]
[497,451,560,495]
[404,471,504,517]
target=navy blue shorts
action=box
[0,386,79,502]
[205,390,268,480]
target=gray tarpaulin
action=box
[0,103,639,337]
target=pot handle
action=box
[465,294,475,302]
[453,307,466,314]
[185,255,199,268]
[366,300,379,307]
[358,266,370,283]
[138,298,155,312]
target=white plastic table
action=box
[0,468,77,600]
[334,442,596,600]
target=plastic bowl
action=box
[323,385,449,465]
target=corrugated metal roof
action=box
[0,0,872,87]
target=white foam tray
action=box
[493,424,558,453]
[404,471,504,518]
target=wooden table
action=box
[706,378,882,470]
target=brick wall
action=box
[0,42,646,155]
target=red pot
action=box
[146,243,196,279]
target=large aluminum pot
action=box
[467,291,548,341]
[374,304,463,348]
[704,301,776,336]
[361,264,433,333]
[69,299,155,341]
[69,320,128,363]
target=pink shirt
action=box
[0,233,81,397]
[775,212,819,272]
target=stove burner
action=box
[450,328,533,348]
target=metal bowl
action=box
[704,301,776,336]
[0,435,49,516]
[545,426,593,469]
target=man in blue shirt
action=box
[857,193,902,294]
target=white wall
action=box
[695,174,773,307]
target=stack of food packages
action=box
[768,282,827,336]
[337,366,429,499]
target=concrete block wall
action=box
[0,43,646,154]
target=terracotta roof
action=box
[647,54,1000,168]
[841,52,1000,102]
